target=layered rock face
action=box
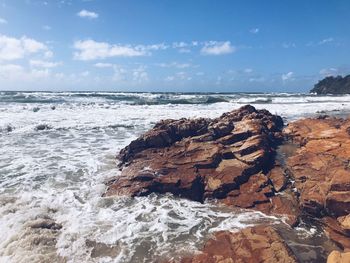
[105,106,350,262]
[285,116,350,251]
[180,226,298,263]
[285,117,350,218]
[105,105,294,218]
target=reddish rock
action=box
[285,117,350,218]
[105,105,287,214]
[323,217,350,251]
[285,117,350,250]
[267,165,287,192]
[180,226,298,263]
[104,107,350,260]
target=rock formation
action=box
[105,105,300,223]
[105,105,350,262]
[285,116,350,251]
[310,75,350,94]
[180,226,298,263]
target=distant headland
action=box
[311,74,350,94]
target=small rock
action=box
[33,107,40,112]
[35,124,52,131]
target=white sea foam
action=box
[0,92,349,262]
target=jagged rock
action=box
[323,217,350,250]
[338,215,350,231]
[267,165,287,192]
[105,105,286,215]
[104,106,350,260]
[285,117,350,250]
[285,117,350,218]
[180,226,298,263]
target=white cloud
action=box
[94,62,114,68]
[0,17,7,24]
[0,34,50,61]
[172,41,198,53]
[249,28,259,34]
[73,39,146,60]
[164,71,192,82]
[281,71,294,82]
[77,9,99,19]
[244,68,253,73]
[81,71,89,77]
[112,66,127,82]
[172,42,188,48]
[165,76,175,81]
[29,59,62,68]
[22,37,47,53]
[249,77,265,82]
[319,68,338,76]
[282,42,296,48]
[142,43,168,50]
[200,41,235,55]
[132,67,148,82]
[0,63,50,82]
[318,37,334,45]
[42,25,51,30]
[44,50,53,58]
[178,48,191,53]
[156,62,193,69]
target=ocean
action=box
[1,91,350,262]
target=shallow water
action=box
[0,91,349,262]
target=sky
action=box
[0,0,350,92]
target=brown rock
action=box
[323,217,350,250]
[268,165,287,192]
[181,226,298,263]
[327,250,350,263]
[105,105,285,214]
[338,215,350,231]
[285,117,350,218]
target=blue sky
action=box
[0,0,349,92]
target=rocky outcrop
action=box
[105,106,350,262]
[285,116,350,251]
[310,75,350,94]
[285,117,350,218]
[105,105,298,221]
[180,226,298,263]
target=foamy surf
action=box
[1,91,349,262]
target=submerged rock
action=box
[32,106,40,112]
[35,124,52,131]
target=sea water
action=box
[1,91,349,262]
